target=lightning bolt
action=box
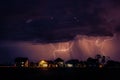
[95,36,113,56]
[101,36,114,55]
[49,34,114,60]
[50,41,74,59]
[95,38,101,54]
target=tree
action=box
[95,54,102,63]
[54,58,64,63]
[101,56,106,64]
[54,58,64,67]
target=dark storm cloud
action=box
[0,0,117,43]
[0,46,15,63]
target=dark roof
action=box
[54,58,64,62]
[66,59,79,64]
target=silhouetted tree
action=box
[54,58,64,63]
[54,58,64,67]
[95,54,102,63]
[86,57,99,68]
[105,60,120,68]
[101,56,106,64]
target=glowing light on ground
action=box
[38,60,48,68]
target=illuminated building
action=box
[15,57,29,67]
[65,63,73,68]
[38,60,48,68]
[54,58,64,67]
[47,61,58,68]
[65,59,79,68]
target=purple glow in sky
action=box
[1,0,120,63]
[0,34,120,64]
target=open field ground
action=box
[0,67,120,80]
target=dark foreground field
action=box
[0,67,120,80]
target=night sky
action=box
[0,0,120,64]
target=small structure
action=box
[38,60,48,68]
[65,59,79,68]
[29,62,38,68]
[47,60,57,68]
[15,57,29,67]
[86,57,99,68]
[54,58,64,67]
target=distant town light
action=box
[66,64,73,67]
[99,64,103,68]
[39,60,48,68]
[21,65,24,67]
[42,64,48,68]
[21,62,24,64]
[40,60,46,64]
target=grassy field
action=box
[0,67,120,80]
